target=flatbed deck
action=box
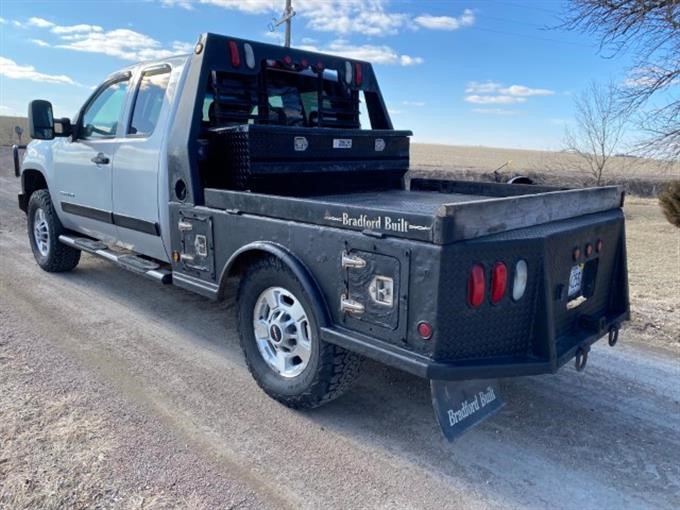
[203,179,624,244]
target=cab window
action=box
[128,68,171,136]
[81,78,129,139]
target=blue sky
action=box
[0,0,634,149]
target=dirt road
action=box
[1,150,679,509]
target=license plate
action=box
[332,138,352,149]
[568,264,584,297]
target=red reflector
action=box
[596,239,603,253]
[573,247,581,261]
[586,243,593,257]
[354,62,363,86]
[228,40,240,67]
[300,58,309,68]
[490,262,507,304]
[468,264,486,308]
[417,321,433,340]
[283,55,293,65]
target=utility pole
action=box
[269,0,296,47]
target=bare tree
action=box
[563,0,680,159]
[564,81,630,185]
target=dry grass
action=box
[623,197,680,350]
[0,340,207,510]
[411,143,679,180]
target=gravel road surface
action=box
[1,150,678,509]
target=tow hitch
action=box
[430,379,505,441]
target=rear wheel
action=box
[27,190,80,272]
[237,256,362,409]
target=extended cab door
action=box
[112,64,173,262]
[53,73,131,242]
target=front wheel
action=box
[237,256,362,409]
[27,190,81,272]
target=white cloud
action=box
[465,95,526,104]
[0,56,77,85]
[27,17,55,28]
[160,0,194,8]
[160,1,474,37]
[0,17,7,24]
[301,40,423,67]
[472,108,519,116]
[403,100,426,106]
[414,9,475,31]
[55,28,192,61]
[464,80,554,105]
[499,84,554,97]
[22,17,193,62]
[51,23,103,34]
[466,81,502,94]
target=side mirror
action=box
[28,100,55,140]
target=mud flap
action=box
[430,379,505,441]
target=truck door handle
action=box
[91,153,110,165]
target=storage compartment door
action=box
[345,250,401,330]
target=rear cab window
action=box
[128,66,171,137]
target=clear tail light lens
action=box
[468,264,486,307]
[490,262,508,304]
[512,260,528,301]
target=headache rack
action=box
[208,64,360,129]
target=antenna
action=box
[268,0,296,47]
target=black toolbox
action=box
[206,124,411,193]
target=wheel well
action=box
[23,169,48,196]
[19,170,48,212]
[218,245,331,327]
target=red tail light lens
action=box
[228,40,240,67]
[354,62,363,86]
[586,243,593,257]
[596,239,603,253]
[490,262,508,304]
[468,264,486,308]
[417,321,433,340]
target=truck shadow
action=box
[60,257,680,506]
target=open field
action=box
[1,147,679,509]
[411,143,680,197]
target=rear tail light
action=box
[344,61,353,84]
[354,62,363,86]
[243,43,255,69]
[468,264,486,308]
[586,243,593,257]
[596,239,603,253]
[228,40,240,68]
[282,55,293,66]
[490,262,508,304]
[315,61,325,72]
[417,321,433,340]
[573,246,581,261]
[512,260,528,301]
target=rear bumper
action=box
[321,311,628,381]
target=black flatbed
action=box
[204,178,624,244]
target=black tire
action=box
[27,190,81,272]
[237,256,362,409]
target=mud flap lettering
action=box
[430,379,505,441]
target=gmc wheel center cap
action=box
[270,324,283,343]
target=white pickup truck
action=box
[16,33,629,438]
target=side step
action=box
[59,235,172,284]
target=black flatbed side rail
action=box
[432,185,625,243]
